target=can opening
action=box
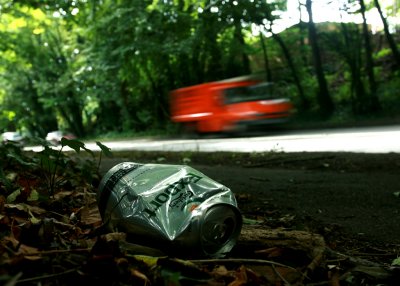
[200,205,242,255]
[206,217,235,243]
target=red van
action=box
[169,77,293,133]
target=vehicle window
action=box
[223,83,276,104]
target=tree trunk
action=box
[297,1,309,67]
[339,23,366,114]
[373,0,400,68]
[259,33,272,82]
[202,11,224,81]
[27,76,58,137]
[66,90,85,137]
[234,21,251,75]
[143,65,169,126]
[118,80,137,131]
[305,0,334,117]
[271,31,309,111]
[360,0,381,112]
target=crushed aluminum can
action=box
[97,162,242,257]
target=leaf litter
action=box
[0,142,399,285]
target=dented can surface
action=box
[97,162,242,257]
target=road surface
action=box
[73,125,400,154]
[25,125,400,153]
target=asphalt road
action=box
[25,125,400,153]
[86,125,400,154]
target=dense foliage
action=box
[0,0,399,138]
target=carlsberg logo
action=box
[143,173,202,218]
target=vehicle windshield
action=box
[223,82,276,104]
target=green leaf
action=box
[82,145,94,157]
[61,138,85,153]
[159,269,181,286]
[29,210,41,225]
[6,189,21,203]
[6,172,18,182]
[7,153,36,167]
[133,255,160,267]
[39,154,56,173]
[243,217,264,225]
[392,257,400,266]
[28,189,39,201]
[96,141,113,158]
[156,258,209,285]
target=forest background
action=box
[1,0,400,140]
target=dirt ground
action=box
[3,147,400,285]
[101,151,400,264]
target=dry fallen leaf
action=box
[130,268,151,285]
[5,203,46,215]
[79,205,102,226]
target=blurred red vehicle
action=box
[169,76,294,133]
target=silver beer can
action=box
[97,162,242,257]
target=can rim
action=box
[199,203,243,256]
